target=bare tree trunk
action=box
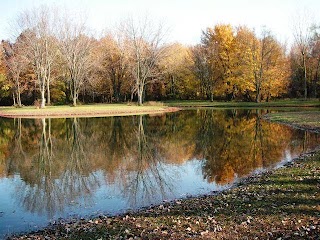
[256,85,261,103]
[15,7,57,109]
[315,57,320,98]
[40,86,46,108]
[302,52,308,100]
[73,96,77,107]
[137,84,143,106]
[2,40,28,108]
[47,67,51,105]
[255,71,261,103]
[12,92,16,106]
[16,76,23,107]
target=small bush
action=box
[34,99,41,109]
[144,101,164,106]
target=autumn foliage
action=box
[0,6,319,106]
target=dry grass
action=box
[144,101,165,106]
[0,104,179,118]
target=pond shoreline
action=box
[0,106,181,118]
[264,111,320,133]
[7,113,320,239]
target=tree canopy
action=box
[0,6,319,106]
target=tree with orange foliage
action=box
[93,33,132,102]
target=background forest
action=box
[0,6,320,107]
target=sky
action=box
[0,0,320,45]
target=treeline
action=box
[0,6,319,107]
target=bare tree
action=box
[292,10,313,100]
[15,6,58,108]
[58,13,92,106]
[2,38,28,107]
[123,17,168,105]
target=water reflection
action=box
[10,118,102,218]
[0,109,319,236]
[196,109,297,184]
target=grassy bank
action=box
[265,111,320,132]
[166,99,320,108]
[1,99,319,118]
[0,104,179,118]
[9,111,320,239]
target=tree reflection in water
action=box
[60,118,101,209]
[118,115,175,206]
[13,118,101,217]
[6,118,26,175]
[0,109,319,218]
[196,109,319,184]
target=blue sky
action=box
[1,0,319,45]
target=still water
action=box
[0,109,319,238]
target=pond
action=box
[0,109,319,238]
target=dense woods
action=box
[0,6,320,107]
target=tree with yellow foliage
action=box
[200,24,236,100]
[194,24,289,102]
[250,30,289,102]
[233,26,256,100]
[160,43,198,99]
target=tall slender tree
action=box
[2,38,29,107]
[123,17,168,105]
[16,6,57,108]
[293,11,313,99]
[58,12,92,106]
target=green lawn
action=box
[265,111,320,130]
[165,99,320,108]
